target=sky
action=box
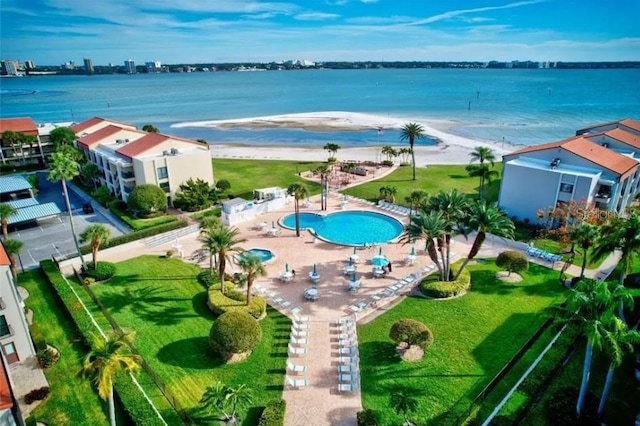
[2,0,639,66]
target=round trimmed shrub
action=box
[209,311,262,356]
[357,409,379,426]
[496,250,529,276]
[84,261,116,281]
[389,319,433,350]
[419,267,470,298]
[545,387,599,426]
[127,184,167,218]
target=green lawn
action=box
[20,270,111,426]
[357,260,567,425]
[342,164,502,206]
[212,158,324,200]
[88,256,289,425]
[533,238,604,270]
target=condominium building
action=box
[83,58,94,74]
[72,117,214,203]
[498,119,640,221]
[124,59,136,74]
[0,117,74,166]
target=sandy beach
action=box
[172,111,514,165]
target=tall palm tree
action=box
[465,163,499,201]
[551,279,634,418]
[469,146,496,165]
[405,190,428,219]
[3,239,24,283]
[401,209,448,279]
[454,202,515,279]
[199,232,219,277]
[48,150,87,271]
[398,147,412,165]
[49,126,77,149]
[287,183,308,237]
[399,122,425,181]
[569,223,600,279]
[237,253,267,304]
[313,164,331,211]
[389,389,419,426]
[80,224,111,268]
[593,211,640,288]
[381,145,397,162]
[427,190,469,280]
[80,332,141,426]
[596,315,640,417]
[0,203,17,240]
[203,226,246,295]
[323,143,340,161]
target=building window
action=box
[157,167,168,179]
[559,183,574,193]
[0,315,10,337]
[159,182,170,192]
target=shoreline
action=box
[173,111,515,164]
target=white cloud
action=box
[404,0,547,26]
[294,12,341,21]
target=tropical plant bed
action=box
[357,260,568,425]
[87,256,289,424]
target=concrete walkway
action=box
[57,193,622,426]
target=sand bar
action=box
[173,111,514,165]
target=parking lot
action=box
[7,172,128,269]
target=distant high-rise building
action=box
[145,61,162,73]
[24,60,35,70]
[1,60,20,76]
[83,58,94,74]
[124,59,136,74]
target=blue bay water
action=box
[1,68,639,147]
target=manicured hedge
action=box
[109,205,178,231]
[84,261,116,281]
[40,260,165,426]
[79,220,188,255]
[258,399,286,426]
[207,283,266,319]
[209,311,262,355]
[389,319,434,350]
[419,267,471,298]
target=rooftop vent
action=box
[602,142,609,148]
[550,158,560,169]
[125,138,130,143]
[162,150,169,156]
[170,147,179,155]
[116,139,124,144]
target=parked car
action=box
[82,203,94,214]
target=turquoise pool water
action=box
[281,211,404,245]
[239,248,274,263]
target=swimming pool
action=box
[237,248,275,263]
[281,210,404,246]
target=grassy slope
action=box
[358,260,566,425]
[20,269,111,426]
[212,158,324,200]
[342,164,503,205]
[88,256,289,425]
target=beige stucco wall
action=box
[0,267,36,362]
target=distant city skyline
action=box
[2,0,639,65]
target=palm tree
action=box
[454,202,515,279]
[405,190,428,219]
[569,223,600,279]
[200,381,253,423]
[596,315,640,417]
[199,232,219,277]
[389,389,418,426]
[287,183,308,237]
[3,239,24,283]
[399,122,425,181]
[2,131,27,164]
[401,209,448,278]
[469,146,496,165]
[203,226,246,295]
[80,224,111,268]
[48,150,87,271]
[398,147,412,164]
[0,203,17,240]
[551,279,634,418]
[313,164,331,211]
[323,143,340,161]
[80,332,141,426]
[49,127,77,149]
[465,163,499,201]
[237,253,267,304]
[381,145,397,163]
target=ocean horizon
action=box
[1,68,639,148]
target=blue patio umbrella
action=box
[285,263,289,272]
[410,246,416,256]
[371,255,389,267]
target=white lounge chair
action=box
[286,376,308,389]
[338,383,357,392]
[291,328,308,338]
[287,360,307,373]
[334,317,354,326]
[292,321,309,331]
[288,344,307,356]
[290,336,308,346]
[280,300,292,309]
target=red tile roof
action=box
[620,118,640,133]
[76,125,124,149]
[116,133,170,159]
[505,136,638,178]
[601,128,640,149]
[71,116,135,134]
[0,355,13,411]
[0,117,38,136]
[0,241,10,266]
[576,118,640,134]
